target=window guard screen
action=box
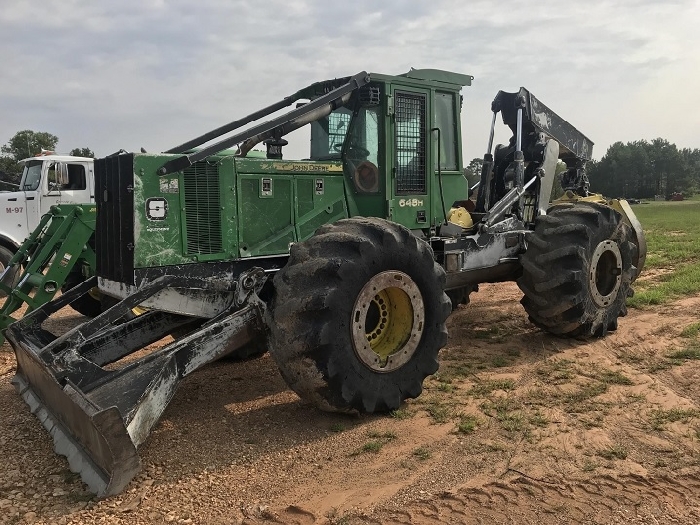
[395,92,426,195]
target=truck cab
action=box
[0,154,94,250]
[0,153,94,291]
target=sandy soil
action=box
[2,283,700,524]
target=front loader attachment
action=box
[0,204,96,345]
[7,271,267,496]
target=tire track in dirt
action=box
[367,473,700,524]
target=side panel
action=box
[294,175,347,241]
[236,160,348,257]
[237,174,295,257]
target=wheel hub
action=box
[589,240,622,307]
[351,271,425,372]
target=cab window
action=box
[47,162,87,190]
[434,92,458,171]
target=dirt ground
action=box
[2,282,700,524]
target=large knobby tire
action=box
[0,245,20,298]
[269,217,451,413]
[518,202,637,338]
[61,269,103,317]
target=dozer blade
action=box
[7,274,267,496]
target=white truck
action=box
[0,153,95,292]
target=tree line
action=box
[0,130,93,186]
[587,139,698,200]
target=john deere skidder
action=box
[7,69,645,495]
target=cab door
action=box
[40,161,92,216]
[388,87,432,229]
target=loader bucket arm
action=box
[7,270,268,496]
[0,204,96,345]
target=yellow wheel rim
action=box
[352,271,425,372]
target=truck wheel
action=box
[518,202,637,338]
[0,245,20,298]
[269,217,451,413]
[61,270,103,317]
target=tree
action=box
[1,130,58,161]
[463,157,483,192]
[69,147,94,158]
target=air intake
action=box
[183,161,223,255]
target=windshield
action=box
[309,107,352,160]
[20,160,42,191]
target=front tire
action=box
[518,202,637,338]
[269,217,451,413]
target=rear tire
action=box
[518,202,637,338]
[0,245,20,298]
[269,217,451,413]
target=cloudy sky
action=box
[1,0,697,163]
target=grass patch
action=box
[367,430,397,440]
[680,322,700,338]
[597,369,634,385]
[498,411,526,432]
[413,447,431,460]
[349,431,397,456]
[536,359,576,384]
[581,459,598,472]
[565,382,608,404]
[329,423,346,433]
[479,397,526,432]
[597,444,628,460]
[390,408,413,420]
[627,200,700,307]
[434,362,474,382]
[424,400,453,424]
[471,326,507,341]
[649,408,699,431]
[437,381,455,393]
[667,346,700,361]
[529,410,549,427]
[468,379,516,397]
[456,414,479,434]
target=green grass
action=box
[350,431,397,456]
[649,408,699,431]
[456,414,479,434]
[565,382,608,404]
[390,408,413,420]
[667,346,700,360]
[413,447,431,460]
[468,379,516,397]
[680,322,700,338]
[424,400,453,424]
[628,199,700,307]
[597,444,628,460]
[597,369,634,385]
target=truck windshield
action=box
[20,161,42,191]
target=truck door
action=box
[388,87,432,229]
[40,161,92,216]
